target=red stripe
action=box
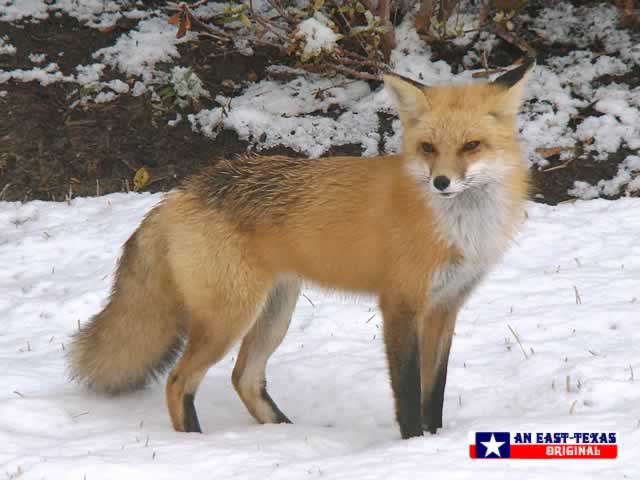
[469,444,617,459]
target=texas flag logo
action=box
[469,431,618,459]
[472,432,511,458]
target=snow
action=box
[131,80,147,97]
[94,90,117,103]
[568,182,600,201]
[570,155,640,199]
[390,20,456,85]
[189,78,376,157]
[181,5,639,173]
[28,53,46,64]
[0,193,639,478]
[0,0,139,27]
[295,13,341,61]
[1,9,637,477]
[531,3,640,65]
[105,79,130,94]
[0,34,16,55]
[0,62,73,86]
[0,0,48,22]
[93,17,191,81]
[75,63,105,84]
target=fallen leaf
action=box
[133,167,150,192]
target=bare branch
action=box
[377,0,396,62]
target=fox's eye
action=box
[421,142,435,154]
[463,141,481,152]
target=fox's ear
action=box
[384,73,429,124]
[492,57,535,115]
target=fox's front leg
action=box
[381,298,423,439]
[420,306,458,434]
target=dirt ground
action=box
[0,5,638,204]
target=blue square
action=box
[475,432,511,458]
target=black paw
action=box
[183,393,202,433]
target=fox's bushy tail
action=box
[68,206,185,393]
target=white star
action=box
[481,434,505,457]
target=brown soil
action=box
[0,6,638,204]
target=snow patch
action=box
[131,81,147,97]
[190,77,373,157]
[75,63,105,84]
[28,52,46,64]
[532,3,640,65]
[0,0,148,27]
[94,90,117,103]
[0,62,73,86]
[94,17,189,81]
[105,79,129,94]
[576,84,640,159]
[570,155,640,199]
[295,13,341,61]
[0,0,48,22]
[0,34,16,55]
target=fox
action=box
[68,59,533,440]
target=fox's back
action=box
[174,153,444,293]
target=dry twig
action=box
[507,324,529,360]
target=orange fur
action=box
[68,64,533,439]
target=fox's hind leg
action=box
[163,222,273,433]
[165,284,272,433]
[232,276,301,424]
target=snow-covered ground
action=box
[1,0,640,476]
[1,194,639,479]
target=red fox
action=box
[68,59,533,439]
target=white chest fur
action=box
[428,185,513,307]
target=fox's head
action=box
[384,60,533,198]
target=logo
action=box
[469,431,618,459]
[474,432,510,458]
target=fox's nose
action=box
[433,176,450,191]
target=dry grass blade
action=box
[536,146,575,159]
[472,68,507,78]
[302,293,315,309]
[322,63,381,81]
[507,324,529,359]
[569,400,578,414]
[574,286,582,305]
[0,182,11,200]
[541,158,574,172]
